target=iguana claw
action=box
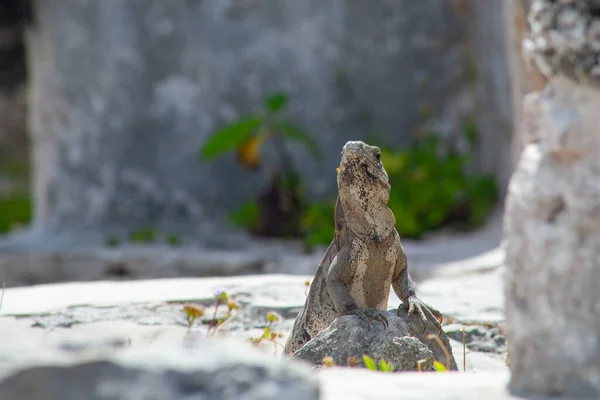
[399,295,443,333]
[349,308,389,330]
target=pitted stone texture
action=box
[524,0,600,87]
[291,310,458,372]
[504,75,600,397]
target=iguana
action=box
[284,141,442,356]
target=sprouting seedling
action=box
[183,303,205,328]
[207,288,229,336]
[417,359,428,372]
[227,300,240,316]
[362,355,395,373]
[249,310,286,354]
[433,361,447,372]
[266,311,282,323]
[322,356,335,368]
[363,355,377,371]
[427,334,451,371]
[211,300,242,336]
[378,359,395,372]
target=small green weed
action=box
[320,354,395,372]
[363,354,395,372]
[106,229,183,247]
[0,193,31,234]
[128,227,158,244]
[249,311,286,354]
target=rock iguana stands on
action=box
[284,141,442,356]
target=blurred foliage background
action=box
[200,92,497,251]
[0,0,510,250]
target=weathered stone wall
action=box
[504,0,600,397]
[0,0,29,194]
[22,0,513,235]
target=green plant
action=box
[433,361,448,372]
[249,310,286,353]
[362,355,395,372]
[182,289,241,337]
[199,92,321,239]
[183,303,205,328]
[104,237,121,247]
[128,227,158,244]
[0,193,31,234]
[108,229,183,247]
[165,234,181,247]
[302,124,498,246]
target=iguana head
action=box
[336,141,396,242]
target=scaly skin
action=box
[283,141,442,356]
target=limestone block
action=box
[504,69,600,397]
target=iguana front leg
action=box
[392,245,443,330]
[326,248,389,330]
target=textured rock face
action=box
[524,0,600,88]
[505,2,600,395]
[505,78,600,397]
[25,0,510,234]
[0,339,320,400]
[292,310,458,371]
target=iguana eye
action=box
[374,151,381,161]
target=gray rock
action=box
[292,310,458,372]
[504,63,600,396]
[444,324,507,354]
[0,338,319,400]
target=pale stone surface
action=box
[0,272,506,362]
[504,38,600,398]
[0,267,511,398]
[416,268,505,324]
[0,274,312,315]
[0,338,320,400]
[0,270,505,326]
[319,369,520,400]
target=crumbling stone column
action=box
[504,0,600,397]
